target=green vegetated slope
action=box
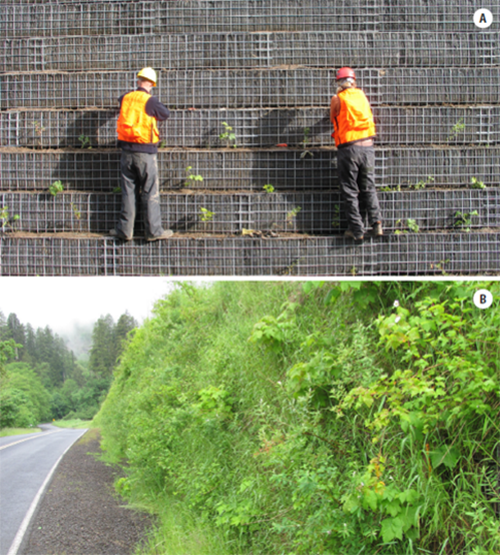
[96,281,500,555]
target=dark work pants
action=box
[116,151,164,239]
[337,144,382,236]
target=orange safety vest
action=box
[333,88,376,147]
[117,90,160,144]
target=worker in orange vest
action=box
[109,67,173,241]
[330,67,382,241]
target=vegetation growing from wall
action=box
[96,281,499,555]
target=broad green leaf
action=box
[381,516,404,543]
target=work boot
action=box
[344,229,364,241]
[370,222,383,237]
[107,229,132,241]
[146,229,174,242]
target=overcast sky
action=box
[0,277,183,334]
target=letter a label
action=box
[474,9,493,28]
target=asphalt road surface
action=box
[0,424,87,555]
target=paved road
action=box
[0,424,87,555]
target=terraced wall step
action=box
[2,68,499,110]
[1,148,498,192]
[2,32,499,72]
[1,233,498,277]
[2,107,499,149]
[1,189,498,235]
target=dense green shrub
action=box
[96,281,500,555]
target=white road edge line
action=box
[6,429,88,555]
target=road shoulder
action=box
[20,429,153,555]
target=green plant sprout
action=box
[331,205,341,228]
[78,134,92,149]
[33,120,45,146]
[113,187,122,194]
[199,207,215,222]
[49,181,64,196]
[219,122,237,148]
[395,218,420,234]
[446,118,465,142]
[300,127,314,159]
[70,202,81,220]
[470,177,486,189]
[263,184,275,193]
[454,210,478,232]
[0,206,20,232]
[286,206,301,226]
[411,176,434,190]
[185,167,204,187]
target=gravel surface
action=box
[21,429,153,555]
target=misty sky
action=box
[0,277,182,334]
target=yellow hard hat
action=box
[137,67,157,85]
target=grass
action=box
[52,418,93,429]
[135,497,237,555]
[0,427,41,437]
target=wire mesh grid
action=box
[1,1,497,37]
[1,148,499,193]
[2,106,499,148]
[3,67,500,111]
[1,233,499,277]
[0,0,499,276]
[1,189,499,235]
[2,32,499,73]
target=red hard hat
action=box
[336,67,356,80]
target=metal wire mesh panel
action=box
[1,1,496,37]
[1,148,499,193]
[3,68,500,111]
[1,233,499,276]
[1,1,380,37]
[2,106,499,148]
[0,0,499,276]
[2,32,499,72]
[2,189,498,235]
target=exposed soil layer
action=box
[21,429,153,555]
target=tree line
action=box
[0,311,137,428]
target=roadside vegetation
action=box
[96,281,500,555]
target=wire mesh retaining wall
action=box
[2,107,499,148]
[1,148,498,192]
[3,68,500,110]
[2,32,499,73]
[1,233,499,277]
[1,189,499,235]
[1,0,498,37]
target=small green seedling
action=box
[78,134,91,149]
[286,206,301,226]
[263,184,275,193]
[199,207,215,222]
[411,176,434,190]
[219,121,237,148]
[446,118,465,142]
[0,206,20,232]
[71,202,81,220]
[113,187,122,194]
[454,210,478,232]
[470,177,486,189]
[49,181,64,196]
[395,218,420,234]
[300,127,314,159]
[185,166,204,187]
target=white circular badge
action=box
[473,289,493,309]
[474,9,493,28]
